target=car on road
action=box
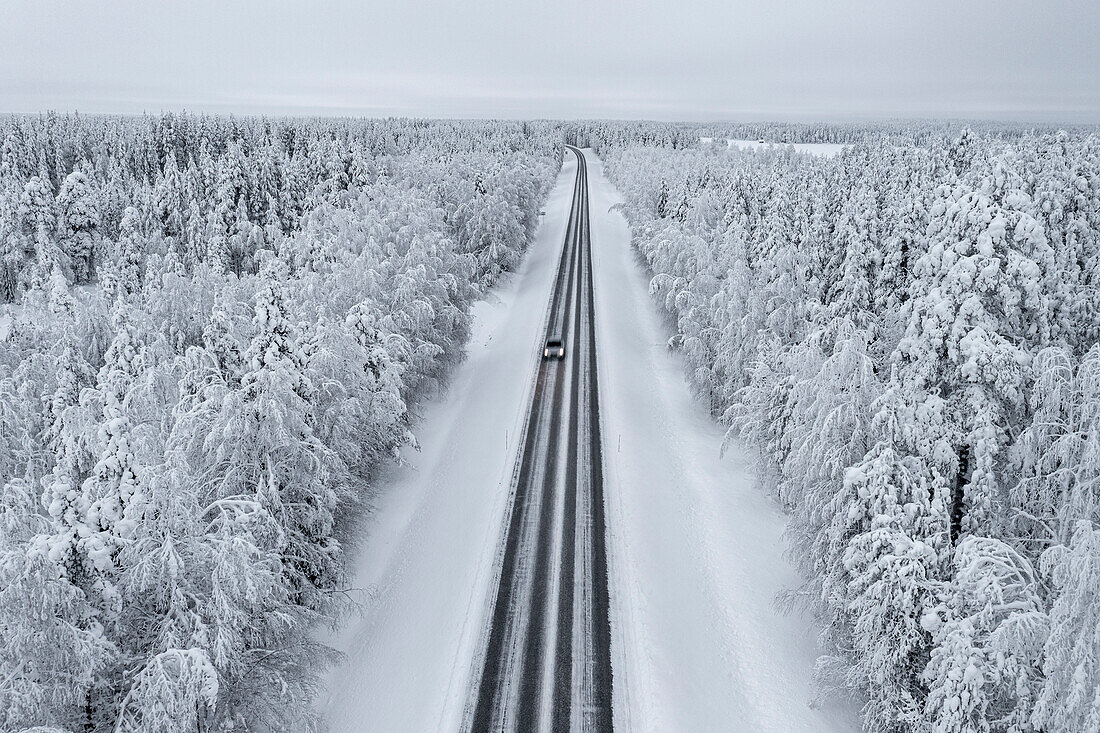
[543,338,565,359]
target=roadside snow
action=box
[321,155,576,732]
[584,149,860,731]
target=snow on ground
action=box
[320,154,577,732]
[322,147,859,732]
[701,137,847,156]
[583,149,860,731]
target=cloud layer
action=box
[3,0,1098,121]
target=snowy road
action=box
[323,147,858,733]
[466,147,613,732]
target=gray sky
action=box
[3,0,1099,121]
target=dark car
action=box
[543,338,565,359]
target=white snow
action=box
[583,149,859,731]
[701,137,847,157]
[322,149,859,732]
[320,154,578,732]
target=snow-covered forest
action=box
[603,128,1100,732]
[4,112,1100,733]
[0,113,559,731]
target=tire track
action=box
[468,147,612,733]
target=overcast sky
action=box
[3,0,1099,122]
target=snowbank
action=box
[584,149,859,731]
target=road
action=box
[466,146,613,732]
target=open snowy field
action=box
[700,137,847,156]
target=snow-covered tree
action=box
[78,310,147,578]
[462,188,526,286]
[0,162,30,301]
[813,377,947,731]
[206,257,341,611]
[922,537,1046,733]
[102,207,145,303]
[826,183,881,325]
[56,170,100,284]
[153,150,186,245]
[1,478,112,731]
[1033,520,1100,732]
[1012,345,1100,544]
[19,175,66,287]
[113,648,218,733]
[896,160,1047,542]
